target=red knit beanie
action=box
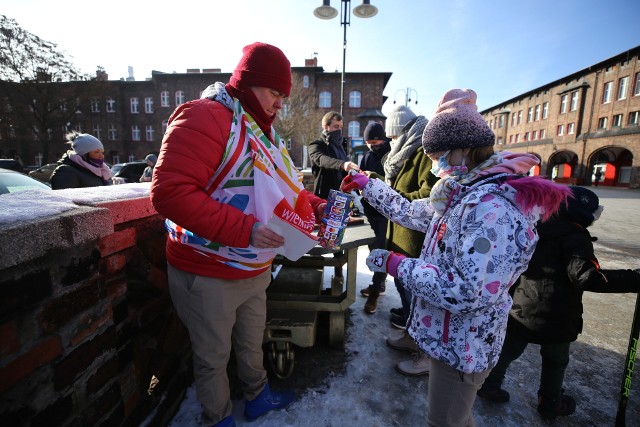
[229,42,292,97]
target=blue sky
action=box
[4,0,640,118]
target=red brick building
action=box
[481,45,640,188]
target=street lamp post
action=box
[314,1,378,118]
[393,87,419,106]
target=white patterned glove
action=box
[366,249,406,277]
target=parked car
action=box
[109,163,125,178]
[112,161,147,184]
[28,163,58,184]
[0,159,25,173]
[0,168,52,195]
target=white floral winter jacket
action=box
[363,174,543,373]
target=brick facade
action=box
[481,45,640,188]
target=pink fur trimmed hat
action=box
[421,89,495,153]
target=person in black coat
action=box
[50,131,111,189]
[478,186,640,420]
[308,111,360,199]
[358,122,391,314]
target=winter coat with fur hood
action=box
[363,171,569,373]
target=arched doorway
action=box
[548,150,578,184]
[588,146,634,187]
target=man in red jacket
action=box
[151,42,325,427]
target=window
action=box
[532,130,537,140]
[570,91,579,111]
[132,125,141,141]
[112,154,120,165]
[160,91,170,107]
[303,75,309,88]
[145,97,154,114]
[319,91,331,108]
[629,111,639,126]
[567,122,575,134]
[634,72,640,96]
[162,119,168,133]
[175,91,185,106]
[349,91,361,108]
[534,105,540,121]
[509,135,514,144]
[497,137,502,145]
[515,133,520,143]
[130,97,139,113]
[498,115,504,128]
[347,121,360,137]
[93,126,102,139]
[286,139,292,150]
[128,154,136,162]
[91,98,100,113]
[517,110,522,125]
[108,125,117,140]
[540,129,546,139]
[603,81,613,103]
[598,117,607,129]
[527,107,533,122]
[557,124,564,136]
[511,112,516,126]
[618,76,629,100]
[542,102,549,119]
[612,114,623,127]
[145,125,154,141]
[106,98,116,113]
[560,94,568,113]
[524,131,529,141]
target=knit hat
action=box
[363,122,387,141]
[559,186,601,227]
[229,42,292,97]
[385,105,417,138]
[69,133,103,156]
[421,89,495,154]
[145,154,157,165]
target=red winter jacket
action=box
[150,98,323,279]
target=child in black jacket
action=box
[477,186,640,420]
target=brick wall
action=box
[0,191,191,426]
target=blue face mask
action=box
[430,150,468,178]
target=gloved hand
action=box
[315,202,327,223]
[366,249,407,277]
[340,171,369,193]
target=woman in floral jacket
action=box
[341,88,570,427]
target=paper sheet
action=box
[266,216,319,261]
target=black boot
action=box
[537,390,576,420]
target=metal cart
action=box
[264,222,375,378]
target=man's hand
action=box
[340,171,369,193]
[342,161,360,172]
[250,222,285,248]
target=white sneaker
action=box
[386,331,419,353]
[396,351,430,376]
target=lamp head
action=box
[353,0,378,18]
[314,0,338,19]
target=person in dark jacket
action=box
[358,122,391,314]
[478,186,640,421]
[49,131,111,189]
[308,111,360,199]
[139,153,157,182]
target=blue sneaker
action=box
[244,383,295,421]
[210,415,235,427]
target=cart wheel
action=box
[267,341,295,379]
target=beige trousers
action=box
[427,358,492,427]
[167,264,271,426]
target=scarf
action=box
[383,116,428,182]
[166,83,314,271]
[68,151,111,181]
[429,151,539,215]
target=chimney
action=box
[305,57,318,67]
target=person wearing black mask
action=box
[357,122,392,314]
[309,111,360,200]
[49,131,111,189]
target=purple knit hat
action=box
[421,89,495,154]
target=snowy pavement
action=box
[166,240,640,427]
